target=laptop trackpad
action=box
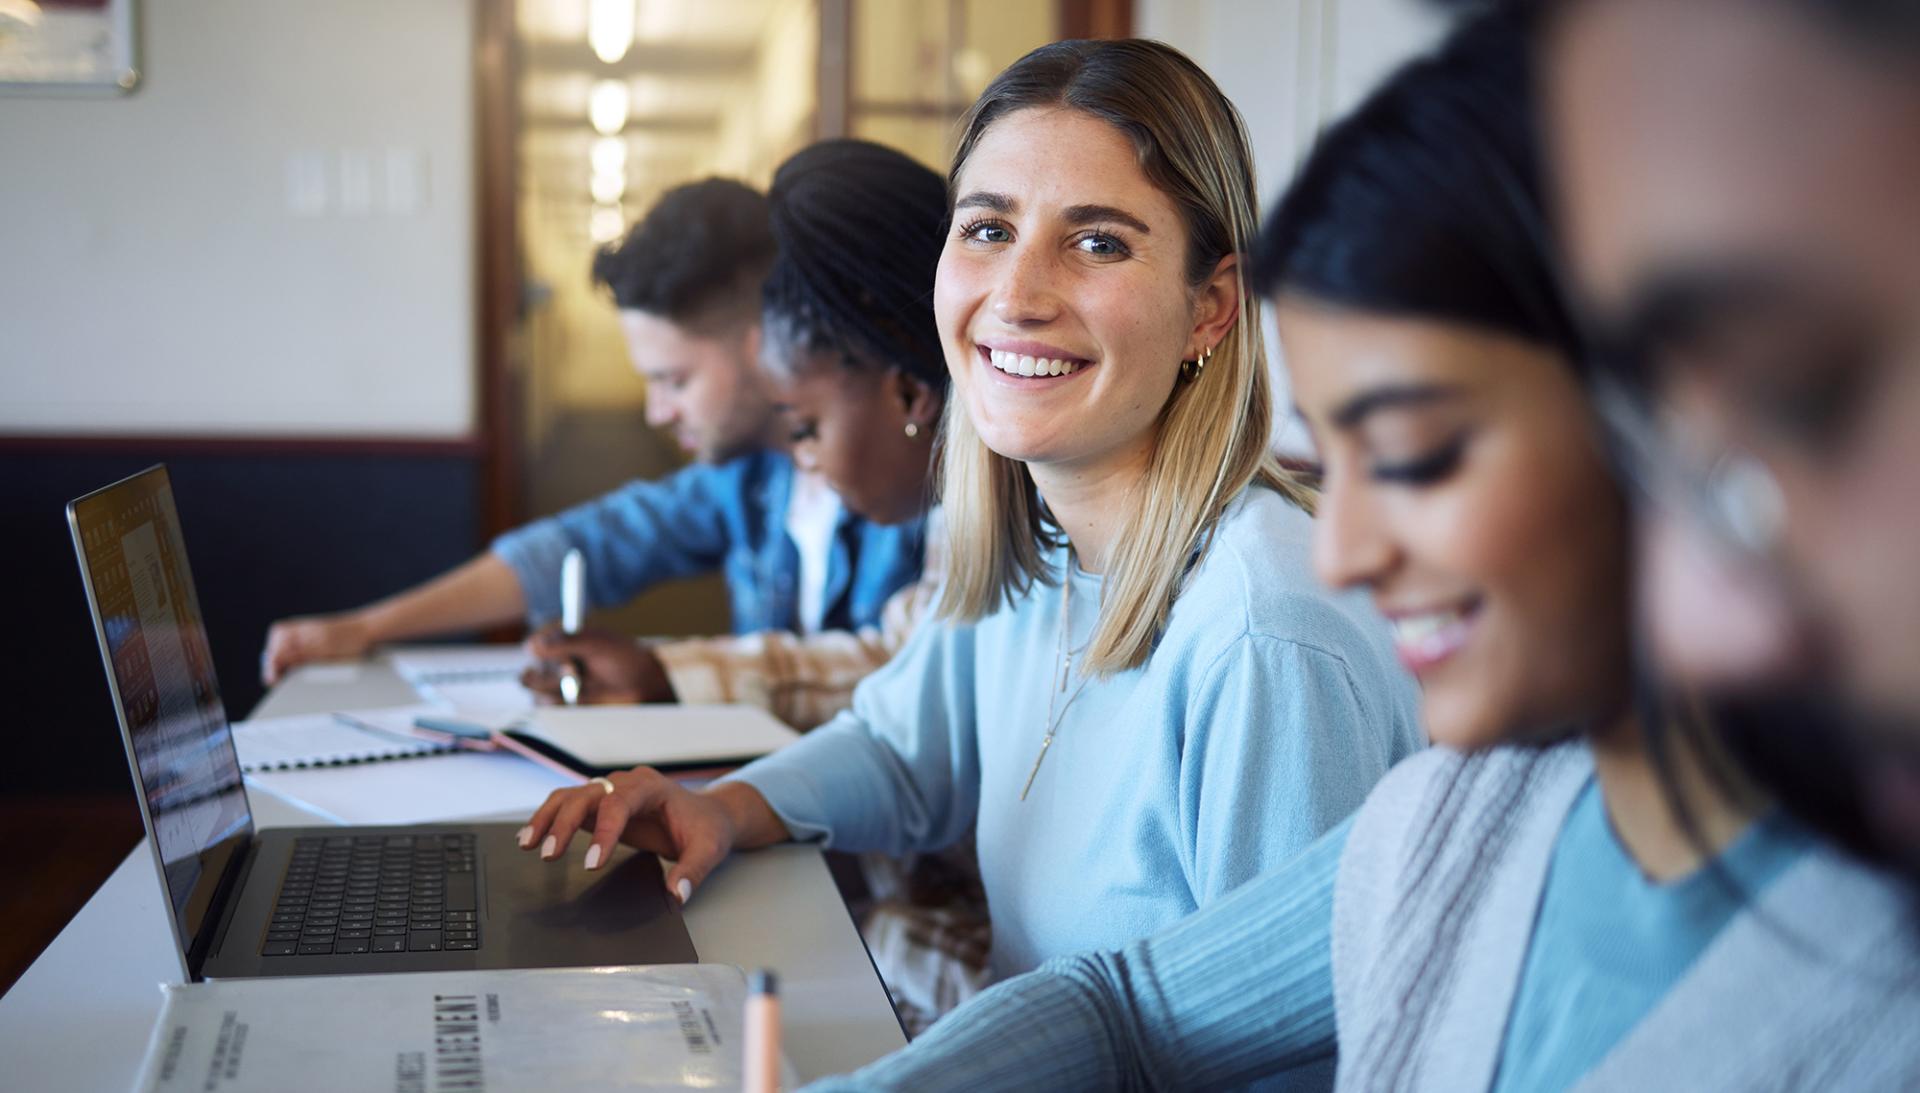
[481,828,698,968]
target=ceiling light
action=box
[591,169,627,206]
[590,204,625,244]
[587,0,634,65]
[591,137,628,177]
[588,79,629,136]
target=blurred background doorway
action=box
[500,0,1128,640]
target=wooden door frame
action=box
[817,0,1134,140]
[474,0,521,541]
[1060,0,1134,39]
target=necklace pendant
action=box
[1020,734,1054,802]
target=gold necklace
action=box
[1021,557,1094,801]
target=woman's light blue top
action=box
[1491,776,1807,1091]
[803,771,1810,1091]
[726,486,1421,979]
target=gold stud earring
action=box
[904,422,921,439]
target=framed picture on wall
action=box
[0,0,139,95]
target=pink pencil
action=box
[744,969,781,1093]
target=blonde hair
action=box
[937,38,1315,676]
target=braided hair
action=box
[760,139,950,391]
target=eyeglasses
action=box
[1593,374,1787,563]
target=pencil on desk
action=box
[745,968,781,1093]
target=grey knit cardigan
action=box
[1332,742,1920,1091]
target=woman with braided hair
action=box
[519,42,1420,1036]
[665,139,995,1030]
[757,139,950,528]
[517,142,952,732]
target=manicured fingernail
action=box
[541,835,557,859]
[584,844,602,870]
[516,826,533,848]
[675,878,692,905]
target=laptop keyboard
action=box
[261,834,479,957]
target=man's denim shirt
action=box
[491,449,924,635]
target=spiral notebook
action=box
[230,705,468,772]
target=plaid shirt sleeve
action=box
[650,509,947,732]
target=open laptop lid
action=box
[68,464,254,981]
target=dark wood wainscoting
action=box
[0,442,484,797]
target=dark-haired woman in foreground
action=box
[800,12,1920,1091]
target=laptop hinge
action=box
[191,837,260,981]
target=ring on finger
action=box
[588,776,616,796]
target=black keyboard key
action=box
[408,931,442,952]
[266,930,300,942]
[445,940,478,951]
[372,936,406,953]
[374,925,407,936]
[262,941,298,956]
[337,939,372,954]
[298,941,334,955]
[337,929,372,939]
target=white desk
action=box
[0,653,906,1089]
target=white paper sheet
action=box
[387,646,539,713]
[421,678,537,714]
[246,751,577,825]
[387,646,533,685]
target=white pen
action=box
[557,548,585,705]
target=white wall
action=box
[1139,0,1450,453]
[1139,0,1449,204]
[0,0,475,438]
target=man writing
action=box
[263,178,924,692]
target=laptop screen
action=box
[69,466,252,966]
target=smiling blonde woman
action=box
[516,39,1420,1025]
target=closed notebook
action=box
[497,704,802,778]
[133,963,797,1092]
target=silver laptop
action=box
[68,464,697,980]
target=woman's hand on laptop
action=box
[517,772,789,906]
